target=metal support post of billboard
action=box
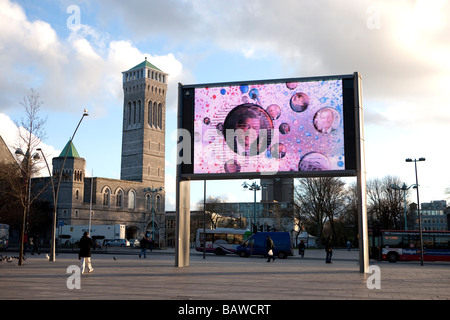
[354,72,369,274]
[175,177,190,267]
[175,82,191,267]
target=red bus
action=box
[369,230,450,263]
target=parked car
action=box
[129,239,140,247]
[104,239,130,247]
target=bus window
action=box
[423,235,434,249]
[435,235,450,249]
[214,233,227,243]
[199,233,213,247]
[383,235,403,248]
[403,234,419,249]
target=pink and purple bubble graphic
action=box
[193,79,345,174]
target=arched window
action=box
[128,102,131,125]
[148,101,153,126]
[103,188,111,207]
[138,100,141,124]
[133,101,137,124]
[116,189,123,208]
[146,194,152,210]
[128,189,136,209]
[153,102,158,128]
[156,194,162,213]
[158,103,163,129]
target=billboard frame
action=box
[178,73,358,180]
[175,72,369,273]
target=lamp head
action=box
[405,158,412,162]
[418,157,425,161]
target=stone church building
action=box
[36,59,168,244]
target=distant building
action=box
[420,200,448,231]
[410,200,449,231]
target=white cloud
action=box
[0,0,185,117]
[0,113,60,177]
[98,0,450,128]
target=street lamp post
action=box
[390,183,417,230]
[406,157,425,266]
[15,148,40,266]
[242,181,265,233]
[144,186,163,242]
[48,110,88,261]
[36,148,57,256]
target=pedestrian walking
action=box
[31,234,41,255]
[298,240,306,258]
[347,240,352,251]
[325,235,333,263]
[266,235,275,262]
[78,231,94,273]
[139,235,149,258]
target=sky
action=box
[0,0,449,211]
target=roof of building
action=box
[127,57,162,72]
[59,140,80,158]
[0,135,17,165]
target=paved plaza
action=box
[1,248,449,302]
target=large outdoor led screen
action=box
[179,74,359,179]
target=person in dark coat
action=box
[139,235,149,258]
[325,235,333,263]
[298,240,306,258]
[78,232,94,273]
[266,236,275,262]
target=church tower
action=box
[120,58,167,191]
[52,140,86,223]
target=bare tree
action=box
[196,195,236,229]
[15,88,47,157]
[294,177,346,244]
[9,89,48,264]
[366,175,404,229]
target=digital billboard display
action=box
[178,73,359,179]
